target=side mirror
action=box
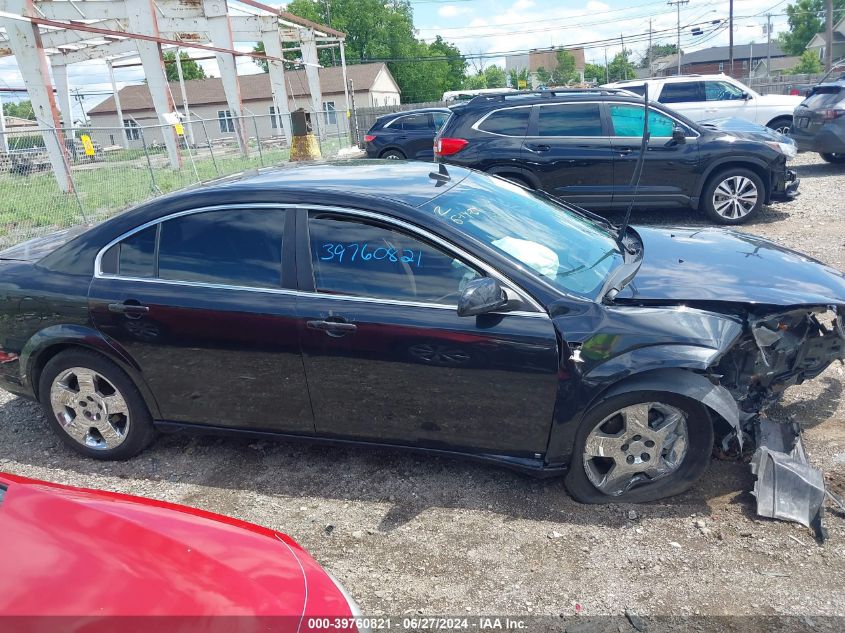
[742,91,752,100]
[457,277,508,317]
[671,126,686,143]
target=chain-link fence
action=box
[0,110,353,248]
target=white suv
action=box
[603,74,803,133]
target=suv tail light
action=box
[435,137,468,156]
[821,109,845,121]
[363,134,376,143]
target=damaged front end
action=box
[713,305,845,538]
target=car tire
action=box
[766,116,792,135]
[565,391,713,504]
[820,152,845,164]
[38,349,156,460]
[700,168,765,225]
[380,149,406,160]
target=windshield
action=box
[419,174,624,300]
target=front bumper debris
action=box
[750,417,826,539]
[770,168,800,202]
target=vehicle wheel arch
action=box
[695,159,771,202]
[584,367,740,439]
[378,147,406,159]
[22,326,160,418]
[765,115,793,132]
[485,166,541,189]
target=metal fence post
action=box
[53,128,87,223]
[199,119,220,177]
[138,127,161,194]
[348,79,360,147]
[252,114,264,167]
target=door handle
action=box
[525,144,551,153]
[108,301,149,318]
[617,147,633,155]
[306,319,357,336]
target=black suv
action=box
[364,108,451,161]
[435,90,799,224]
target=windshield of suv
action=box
[419,174,624,299]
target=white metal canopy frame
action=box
[0,0,349,192]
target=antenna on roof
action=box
[429,163,451,187]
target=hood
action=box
[700,117,794,145]
[616,227,845,306]
[0,474,314,619]
[755,93,805,108]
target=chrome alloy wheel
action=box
[582,402,689,496]
[49,367,130,450]
[712,175,758,220]
[774,124,790,134]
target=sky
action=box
[0,0,795,123]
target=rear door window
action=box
[157,208,286,288]
[478,108,531,136]
[658,81,704,104]
[704,81,746,101]
[537,103,603,136]
[609,104,677,137]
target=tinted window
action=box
[704,81,746,101]
[537,103,603,136]
[399,114,432,131]
[308,214,481,304]
[117,225,156,278]
[803,88,845,108]
[432,112,450,130]
[658,82,703,104]
[478,108,530,136]
[609,104,677,137]
[158,209,285,288]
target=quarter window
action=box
[157,209,286,288]
[308,213,481,304]
[537,103,603,136]
[609,104,678,137]
[657,81,704,104]
[478,108,530,136]
[101,225,157,278]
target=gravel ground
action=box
[1,152,844,628]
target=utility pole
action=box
[327,0,336,66]
[668,0,689,75]
[766,14,772,81]
[620,33,627,80]
[604,47,609,83]
[826,0,835,71]
[72,88,88,127]
[729,0,735,76]
[647,19,653,76]
[174,49,195,147]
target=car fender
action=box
[20,324,161,418]
[695,155,773,198]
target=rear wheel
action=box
[700,168,764,224]
[380,149,406,160]
[766,116,792,135]
[565,391,713,504]
[38,349,156,460]
[820,152,845,164]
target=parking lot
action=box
[0,152,843,623]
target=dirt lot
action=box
[1,152,844,627]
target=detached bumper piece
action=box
[770,169,800,202]
[751,417,826,540]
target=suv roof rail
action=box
[465,88,638,105]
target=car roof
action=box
[450,89,644,112]
[377,107,451,120]
[610,74,735,85]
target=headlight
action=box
[765,140,798,160]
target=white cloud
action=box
[438,5,473,18]
[512,0,536,10]
[586,1,609,12]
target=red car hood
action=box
[0,473,351,627]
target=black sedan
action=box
[0,162,843,505]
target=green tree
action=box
[429,35,467,91]
[507,67,530,89]
[163,51,207,82]
[551,50,580,85]
[483,65,507,88]
[779,0,845,55]
[2,100,35,119]
[786,49,825,73]
[463,72,487,89]
[583,62,607,83]
[607,50,635,82]
[535,66,552,85]
[638,43,678,68]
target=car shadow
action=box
[767,376,843,430]
[1,395,758,532]
[793,160,844,179]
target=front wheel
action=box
[700,168,764,224]
[565,392,713,504]
[766,116,792,135]
[380,149,406,160]
[820,152,845,164]
[38,349,156,460]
